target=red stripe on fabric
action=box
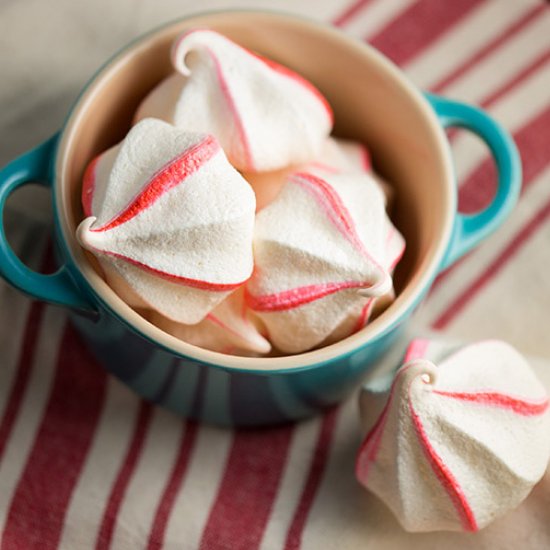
[477,50,550,112]
[0,301,44,463]
[454,55,550,213]
[147,422,199,550]
[1,323,107,550]
[0,243,54,463]
[332,0,375,28]
[94,136,219,232]
[433,194,550,330]
[444,51,550,145]
[95,401,153,550]
[147,365,205,549]
[509,104,550,186]
[284,408,339,550]
[456,67,546,213]
[369,0,482,66]
[432,105,550,291]
[459,70,550,214]
[403,339,430,362]
[199,425,294,550]
[433,390,549,416]
[431,4,546,93]
[409,395,477,531]
[480,50,550,109]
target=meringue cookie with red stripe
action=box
[150,288,270,356]
[322,215,405,346]
[315,137,372,174]
[135,29,333,172]
[244,166,297,212]
[315,138,396,207]
[77,118,256,324]
[246,168,404,353]
[243,138,367,212]
[356,340,550,533]
[244,137,393,213]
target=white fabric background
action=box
[1,1,549,549]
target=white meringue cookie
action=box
[244,166,298,212]
[135,29,333,172]
[323,215,405,344]
[315,138,395,207]
[246,168,404,353]
[243,137,369,212]
[356,340,550,533]
[149,288,271,356]
[244,137,395,213]
[77,118,256,324]
[315,136,371,174]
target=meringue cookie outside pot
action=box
[0,11,520,426]
[357,339,550,533]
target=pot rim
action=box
[54,9,455,373]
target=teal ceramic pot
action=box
[0,12,520,426]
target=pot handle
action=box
[0,134,97,314]
[425,93,521,271]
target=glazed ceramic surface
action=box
[0,12,520,426]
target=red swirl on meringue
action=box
[135,29,333,172]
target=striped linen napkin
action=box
[0,0,549,548]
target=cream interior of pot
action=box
[55,12,453,369]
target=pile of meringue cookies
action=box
[76,29,550,537]
[77,29,405,357]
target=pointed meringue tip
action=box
[236,324,272,355]
[76,216,100,250]
[171,31,205,77]
[248,336,272,355]
[357,273,393,298]
[399,359,439,387]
